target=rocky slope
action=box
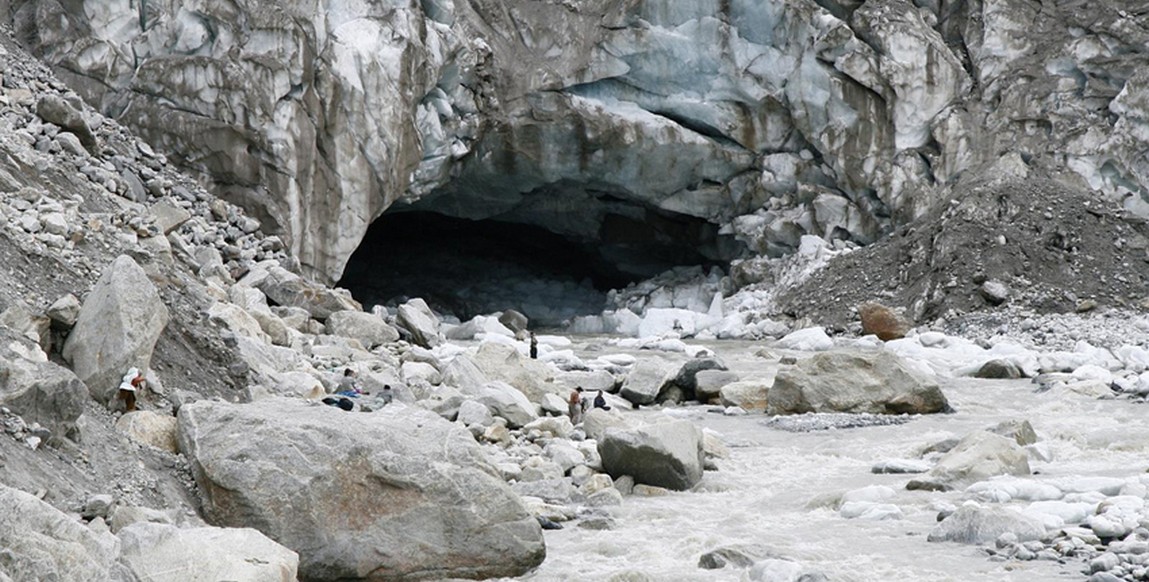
[7,0,1147,290]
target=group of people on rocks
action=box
[112,328,588,418]
[567,386,610,424]
[322,368,392,412]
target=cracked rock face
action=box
[9,0,1149,282]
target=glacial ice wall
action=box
[6,0,1148,283]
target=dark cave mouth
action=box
[338,210,731,326]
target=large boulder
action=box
[440,353,490,395]
[0,329,86,443]
[665,357,727,402]
[62,255,170,404]
[396,298,443,348]
[36,94,96,150]
[719,380,771,413]
[118,522,299,582]
[618,358,673,406]
[598,419,705,491]
[325,310,400,349]
[0,484,127,581]
[768,350,949,415]
[927,504,1046,544]
[115,411,179,453]
[695,369,740,403]
[471,342,555,402]
[926,431,1031,487]
[476,381,539,429]
[255,266,361,320]
[177,399,544,580]
[582,407,633,441]
[857,301,912,341]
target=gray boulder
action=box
[477,381,539,428]
[471,341,556,402]
[926,431,1031,487]
[598,419,705,491]
[62,255,170,404]
[36,94,97,150]
[440,353,490,395]
[619,358,673,406]
[974,359,1023,379]
[149,200,193,235]
[324,310,399,348]
[927,505,1046,544]
[118,522,299,582]
[396,298,443,348]
[177,399,544,580]
[667,357,727,401]
[46,293,81,329]
[498,309,529,333]
[115,411,179,453]
[581,407,632,441]
[256,266,361,320]
[0,330,86,443]
[768,350,949,415]
[0,302,50,351]
[695,369,740,403]
[0,484,127,581]
[719,380,771,413]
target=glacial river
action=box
[507,338,1149,581]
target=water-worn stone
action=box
[62,255,170,404]
[975,359,1022,379]
[719,380,771,413]
[0,484,126,581]
[177,398,545,580]
[990,419,1038,447]
[599,419,705,491]
[927,431,1031,487]
[768,350,949,415]
[118,522,299,582]
[927,504,1046,544]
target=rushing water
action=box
[504,337,1149,581]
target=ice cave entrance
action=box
[338,210,727,327]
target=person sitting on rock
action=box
[117,367,145,412]
[335,368,361,397]
[380,384,393,406]
[568,387,584,424]
[593,390,610,411]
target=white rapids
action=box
[504,338,1149,582]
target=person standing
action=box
[117,368,144,412]
[529,332,538,360]
[568,387,584,424]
